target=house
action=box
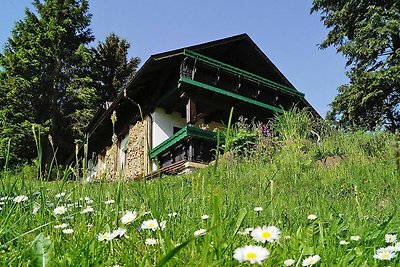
[82,34,318,181]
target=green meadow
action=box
[1,112,399,266]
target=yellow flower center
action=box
[382,253,389,259]
[262,231,271,239]
[246,252,257,259]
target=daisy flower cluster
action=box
[233,225,280,265]
[98,228,127,242]
[234,216,324,266]
[373,234,400,261]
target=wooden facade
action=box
[77,34,319,180]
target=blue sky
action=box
[0,0,348,117]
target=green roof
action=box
[149,126,218,159]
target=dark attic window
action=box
[173,127,182,134]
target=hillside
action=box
[0,112,399,266]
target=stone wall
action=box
[103,142,119,181]
[124,120,149,180]
[91,119,149,182]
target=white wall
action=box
[119,133,129,169]
[151,107,186,149]
[86,157,98,182]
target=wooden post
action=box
[186,98,197,125]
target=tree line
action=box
[1,0,398,168]
[0,0,140,167]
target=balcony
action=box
[149,126,220,169]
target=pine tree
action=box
[0,0,98,166]
[94,33,140,103]
[312,0,400,131]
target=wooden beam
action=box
[186,98,197,125]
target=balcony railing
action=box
[149,126,220,168]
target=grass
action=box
[0,111,399,266]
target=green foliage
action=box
[273,108,315,142]
[0,0,97,166]
[312,0,400,132]
[30,233,53,267]
[220,117,259,156]
[2,104,400,267]
[93,33,140,103]
[0,127,398,266]
[0,2,142,167]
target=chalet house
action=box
[82,34,318,181]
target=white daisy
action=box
[98,232,113,241]
[13,195,28,203]
[385,234,397,244]
[194,229,207,237]
[140,219,159,231]
[53,206,67,215]
[302,255,321,266]
[238,227,254,236]
[251,226,281,243]
[167,212,178,217]
[339,240,349,245]
[32,205,40,214]
[55,192,65,198]
[201,215,209,220]
[104,199,115,205]
[233,245,270,265]
[80,206,94,214]
[374,249,397,260]
[284,259,296,266]
[111,228,127,239]
[254,207,263,212]
[307,214,317,220]
[159,220,167,230]
[121,211,137,225]
[350,235,361,241]
[62,228,74,234]
[145,238,158,245]
[54,223,68,229]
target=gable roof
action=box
[80,33,319,159]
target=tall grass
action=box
[0,111,399,266]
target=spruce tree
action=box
[0,0,98,166]
[94,33,140,103]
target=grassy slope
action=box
[0,119,399,266]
